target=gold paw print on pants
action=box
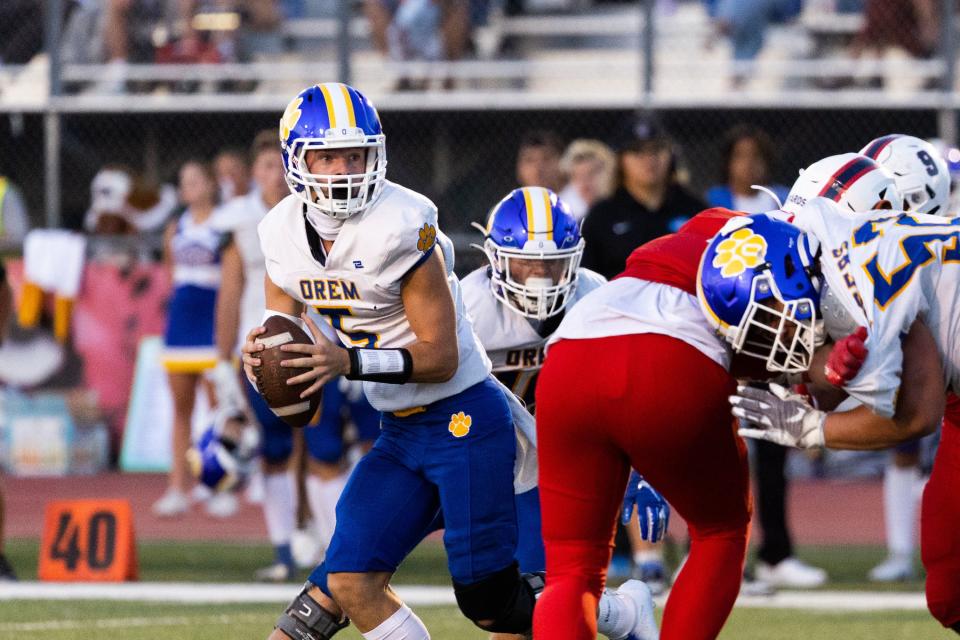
[448,411,472,438]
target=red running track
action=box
[3,473,895,544]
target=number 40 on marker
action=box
[39,499,138,581]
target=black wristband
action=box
[345,347,413,384]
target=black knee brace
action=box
[274,582,349,640]
[453,562,546,634]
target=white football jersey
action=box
[217,190,270,352]
[462,267,606,408]
[258,181,491,412]
[795,198,960,417]
[548,278,732,371]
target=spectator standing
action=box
[516,129,565,193]
[153,159,229,518]
[558,139,616,222]
[214,147,252,202]
[706,124,788,212]
[581,118,706,279]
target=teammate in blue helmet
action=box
[477,187,586,321]
[187,409,260,493]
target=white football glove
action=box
[209,360,247,415]
[729,383,826,449]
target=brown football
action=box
[252,315,322,428]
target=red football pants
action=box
[922,395,960,629]
[533,334,752,640]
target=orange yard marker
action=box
[38,499,138,581]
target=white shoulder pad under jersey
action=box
[461,267,605,406]
[258,182,490,412]
[796,198,960,417]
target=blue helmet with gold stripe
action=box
[186,410,260,492]
[475,187,584,320]
[697,213,823,374]
[279,83,387,221]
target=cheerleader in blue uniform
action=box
[153,159,228,517]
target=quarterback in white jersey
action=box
[243,83,560,640]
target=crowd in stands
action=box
[0,0,947,96]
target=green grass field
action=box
[0,538,954,639]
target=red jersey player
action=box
[532,209,830,640]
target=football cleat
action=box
[868,554,916,582]
[617,579,660,640]
[0,554,17,581]
[782,153,901,217]
[755,557,827,589]
[860,134,950,215]
[474,187,584,320]
[151,488,191,518]
[254,561,295,583]
[280,83,387,221]
[697,213,823,374]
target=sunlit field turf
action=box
[0,539,951,639]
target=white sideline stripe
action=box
[0,583,926,611]
[0,582,457,605]
[0,613,264,632]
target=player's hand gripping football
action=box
[730,383,826,449]
[241,325,266,386]
[823,326,869,387]
[278,313,351,399]
[621,470,670,543]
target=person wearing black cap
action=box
[581,118,707,279]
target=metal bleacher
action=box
[0,0,953,114]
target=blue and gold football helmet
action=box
[474,187,584,320]
[187,410,260,492]
[279,83,387,220]
[697,213,823,373]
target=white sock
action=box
[262,471,296,547]
[305,473,348,549]
[633,549,663,566]
[884,464,921,557]
[596,590,635,640]
[362,604,430,640]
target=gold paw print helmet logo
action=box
[712,228,768,278]
[448,411,472,438]
[418,223,437,253]
[280,96,304,143]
